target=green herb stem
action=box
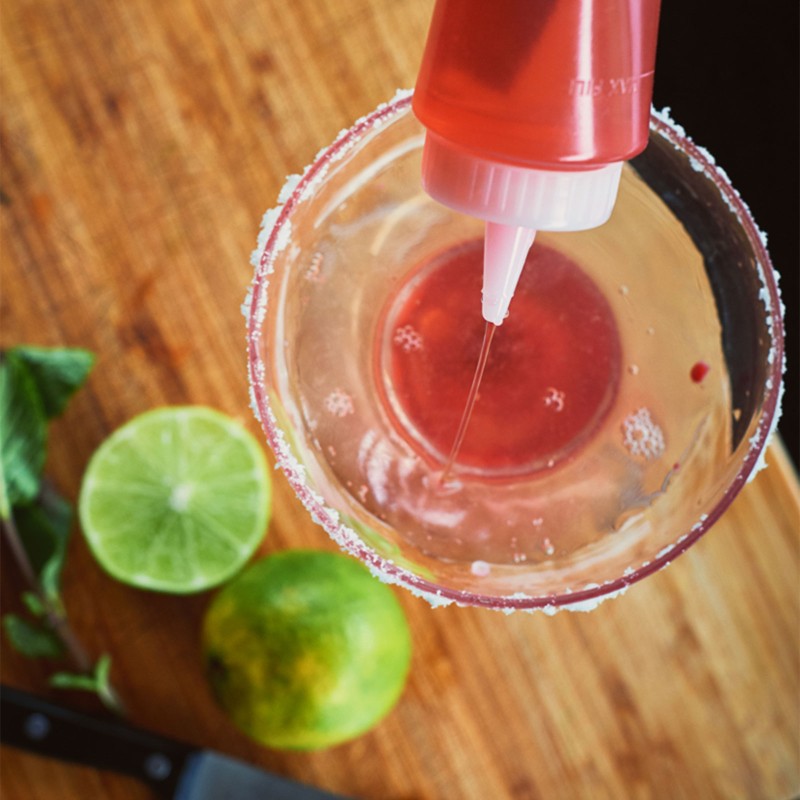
[2,514,38,589]
[1,513,126,716]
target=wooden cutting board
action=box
[2,1,798,798]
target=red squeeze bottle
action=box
[413,0,661,325]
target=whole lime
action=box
[202,550,412,750]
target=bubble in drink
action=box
[622,407,665,460]
[393,324,424,353]
[470,560,491,577]
[325,389,354,418]
[305,252,324,282]
[543,387,565,412]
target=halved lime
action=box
[79,406,271,593]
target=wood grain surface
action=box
[1,1,798,799]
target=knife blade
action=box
[1,685,349,799]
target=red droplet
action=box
[690,361,710,383]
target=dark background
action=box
[653,2,798,466]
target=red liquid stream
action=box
[378,240,622,477]
[440,321,496,484]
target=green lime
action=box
[202,550,412,750]
[79,406,270,593]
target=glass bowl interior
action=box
[247,93,783,611]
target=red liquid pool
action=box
[376,239,622,477]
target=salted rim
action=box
[245,91,785,613]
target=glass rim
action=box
[246,91,785,612]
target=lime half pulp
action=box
[79,406,271,593]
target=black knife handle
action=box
[1,685,194,798]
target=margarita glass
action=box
[246,92,783,612]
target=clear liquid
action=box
[296,169,732,573]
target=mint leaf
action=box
[93,653,115,708]
[2,614,64,658]
[22,592,45,617]
[50,655,115,710]
[9,347,95,419]
[0,355,47,516]
[49,672,97,691]
[14,486,72,601]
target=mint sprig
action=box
[3,613,65,658]
[11,346,96,420]
[0,346,123,714]
[0,352,47,515]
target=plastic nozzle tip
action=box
[482,222,536,325]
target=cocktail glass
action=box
[245,91,783,612]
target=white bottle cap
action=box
[421,132,624,231]
[420,133,624,325]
